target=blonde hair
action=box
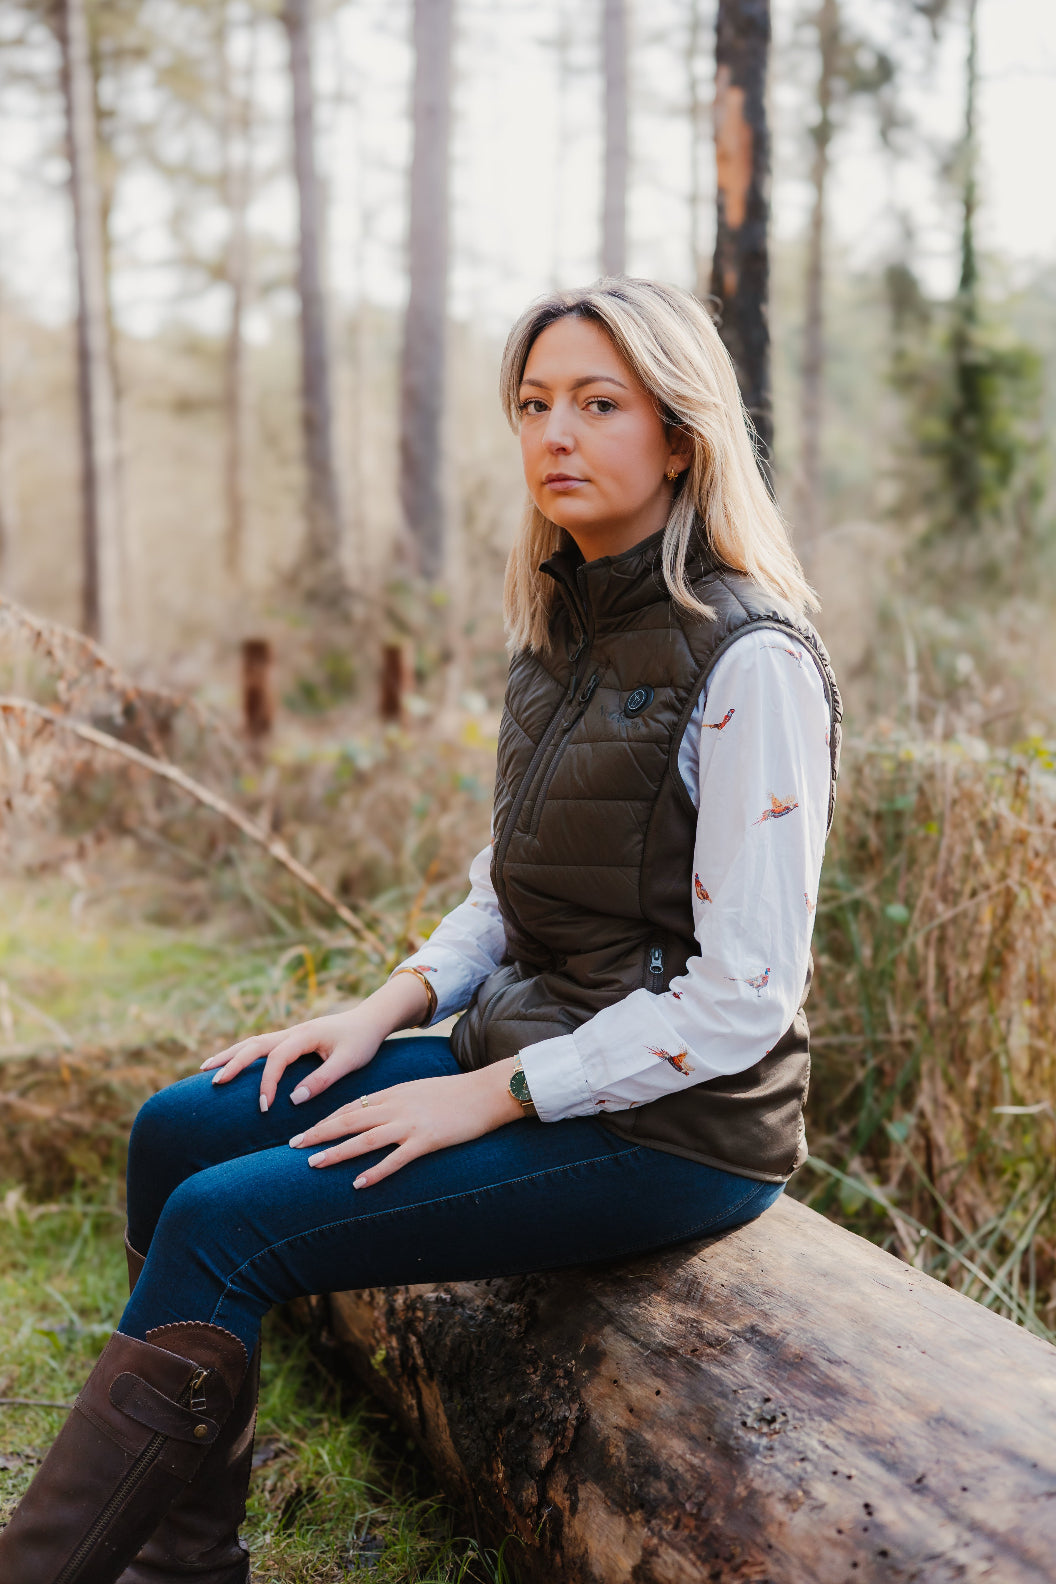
[499,276,817,653]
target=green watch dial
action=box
[509,1067,533,1105]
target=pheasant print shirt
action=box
[390,627,833,1123]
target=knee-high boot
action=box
[116,1232,260,1584]
[0,1319,248,1584]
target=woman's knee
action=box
[129,1074,209,1174]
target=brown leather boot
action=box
[0,1321,248,1584]
[115,1342,259,1584]
[125,1229,146,1294]
[116,1233,259,1583]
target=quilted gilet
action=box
[450,525,842,1181]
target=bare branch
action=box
[0,697,385,955]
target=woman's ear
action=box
[666,424,695,475]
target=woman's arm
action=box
[516,627,833,1119]
[386,842,507,1026]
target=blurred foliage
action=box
[798,732,1056,1340]
[887,265,1047,589]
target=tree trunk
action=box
[221,2,256,584]
[949,0,981,536]
[799,0,839,560]
[688,0,711,302]
[710,0,773,466]
[0,287,17,590]
[283,0,345,602]
[601,0,628,277]
[399,0,453,584]
[328,1194,1056,1584]
[60,0,122,644]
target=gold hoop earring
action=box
[665,468,679,482]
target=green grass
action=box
[0,1185,522,1583]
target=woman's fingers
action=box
[257,1028,334,1111]
[202,1033,281,1084]
[309,1135,421,1187]
[298,1120,403,1167]
[287,1096,389,1146]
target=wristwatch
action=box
[508,1056,538,1119]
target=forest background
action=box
[0,1,1055,1579]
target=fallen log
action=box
[329,1193,1056,1584]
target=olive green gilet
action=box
[450,526,842,1182]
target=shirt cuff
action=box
[518,1034,597,1122]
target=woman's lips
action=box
[544,474,586,492]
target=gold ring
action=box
[361,1096,370,1108]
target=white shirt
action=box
[391,626,833,1122]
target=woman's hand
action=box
[287,1058,524,1188]
[200,971,431,1112]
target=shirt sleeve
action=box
[389,843,507,1026]
[518,627,833,1122]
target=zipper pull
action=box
[190,1369,208,1412]
[648,945,664,979]
[562,671,600,731]
[565,643,586,701]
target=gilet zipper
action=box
[54,1367,209,1584]
[646,943,665,992]
[493,632,586,917]
[527,670,601,836]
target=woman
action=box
[0,277,840,1583]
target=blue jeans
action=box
[121,1036,783,1355]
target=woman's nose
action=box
[542,406,574,452]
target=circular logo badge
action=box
[624,685,654,718]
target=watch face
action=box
[510,1068,531,1103]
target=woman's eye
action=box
[587,397,617,413]
[520,398,548,415]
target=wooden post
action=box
[379,643,407,723]
[328,1195,1056,1583]
[241,638,274,743]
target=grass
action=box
[0,1184,523,1583]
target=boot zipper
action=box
[528,671,601,836]
[54,1367,209,1584]
[647,944,665,992]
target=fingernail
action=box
[289,1133,304,1148]
[290,1085,311,1106]
[212,1073,223,1085]
[308,1150,327,1166]
[354,1175,367,1189]
[259,1094,269,1114]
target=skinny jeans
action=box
[121,1036,784,1356]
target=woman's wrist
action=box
[477,1057,525,1125]
[350,973,431,1042]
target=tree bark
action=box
[283,0,345,602]
[60,0,122,644]
[327,1194,1056,1583]
[949,0,981,536]
[0,287,17,590]
[688,0,711,302]
[710,0,773,466]
[601,0,628,277]
[799,0,839,560]
[399,0,453,584]
[221,2,256,584]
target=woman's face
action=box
[517,314,690,563]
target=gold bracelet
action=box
[389,966,438,1028]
